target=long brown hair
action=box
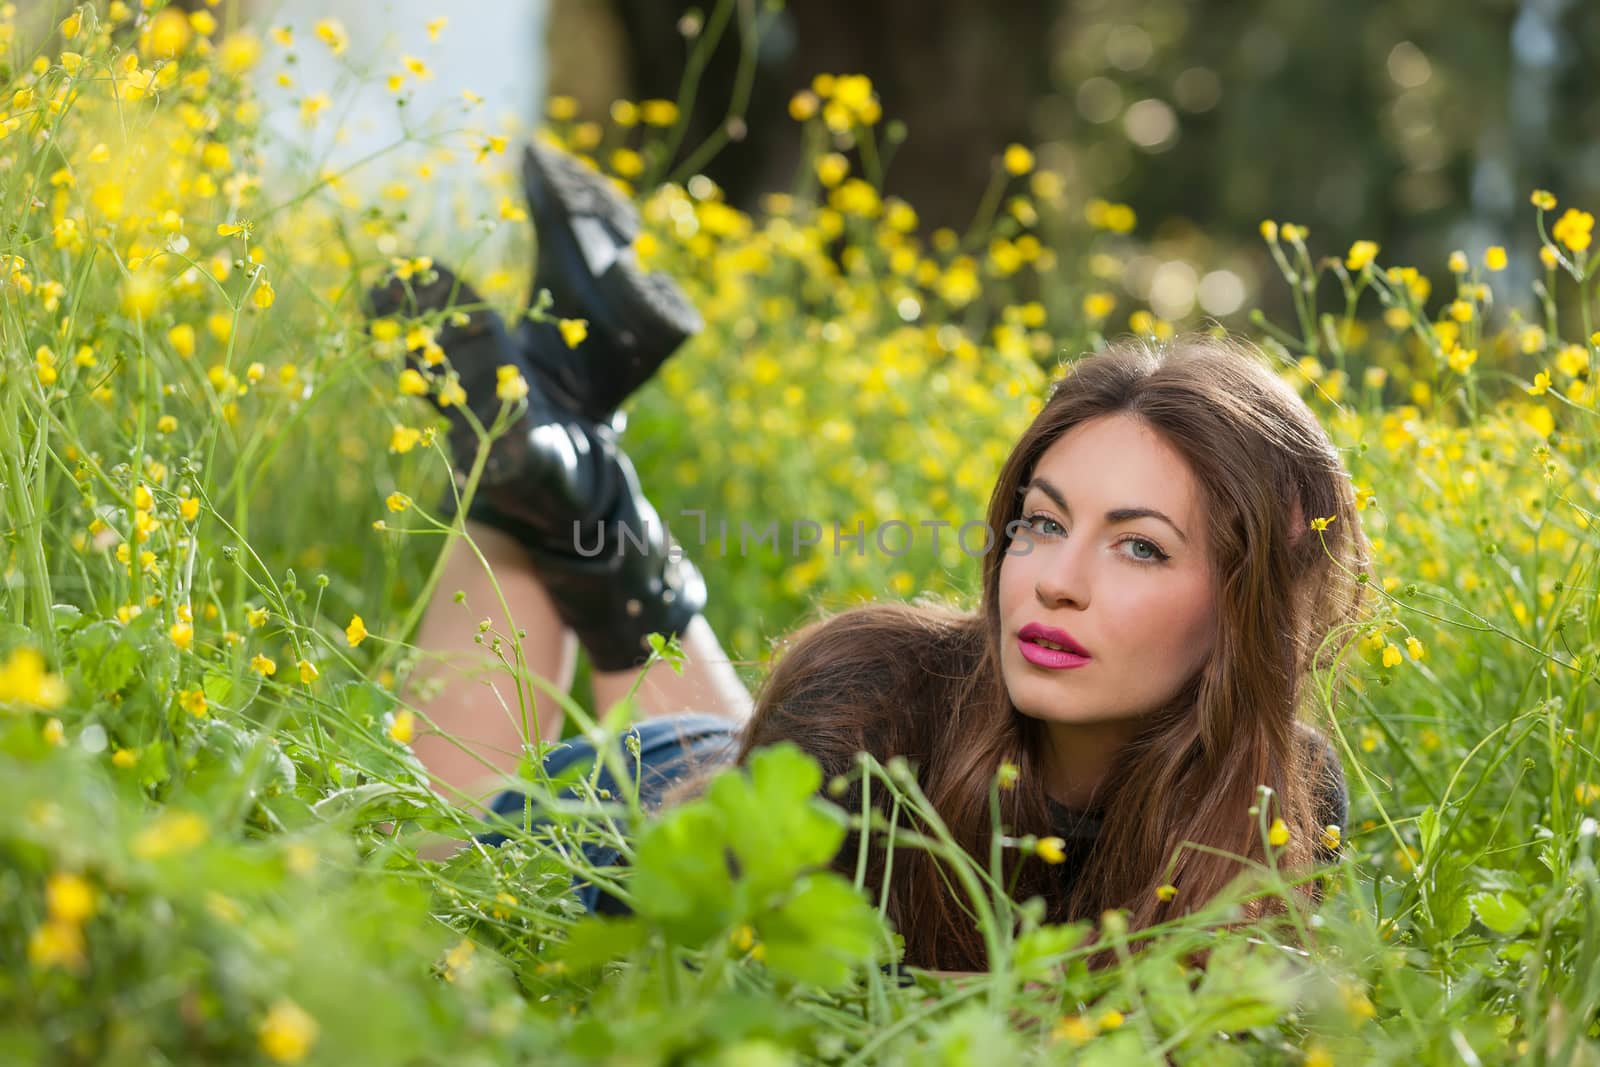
[700,333,1371,971]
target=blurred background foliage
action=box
[553,0,1595,324]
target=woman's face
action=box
[997,413,1218,731]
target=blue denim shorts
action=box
[480,712,741,914]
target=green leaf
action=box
[558,915,649,971]
[1191,939,1296,1033]
[757,873,882,989]
[1469,890,1530,936]
[630,801,736,943]
[1417,804,1439,855]
[311,782,431,823]
[72,620,140,694]
[1012,921,1092,977]
[1426,854,1473,942]
[705,743,846,900]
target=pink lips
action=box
[1017,622,1092,670]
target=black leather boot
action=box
[364,265,706,673]
[514,141,704,426]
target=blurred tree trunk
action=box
[548,0,1055,228]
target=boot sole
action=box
[520,143,704,419]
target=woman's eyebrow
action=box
[1019,477,1189,544]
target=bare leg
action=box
[409,521,753,803]
[408,521,578,804]
[590,613,754,725]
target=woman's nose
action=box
[1034,539,1089,608]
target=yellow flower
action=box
[1381,643,1403,668]
[250,654,277,677]
[217,220,253,238]
[259,998,320,1064]
[299,93,331,127]
[788,90,818,121]
[132,810,208,859]
[1155,884,1177,902]
[1002,143,1035,177]
[252,278,276,309]
[398,369,430,396]
[389,425,423,454]
[426,16,448,40]
[180,497,201,522]
[1552,207,1594,253]
[157,414,178,434]
[557,319,588,349]
[495,365,529,401]
[1447,347,1477,374]
[815,152,849,188]
[475,134,508,163]
[609,148,644,179]
[169,622,195,651]
[346,615,368,647]
[437,379,466,408]
[144,8,193,57]
[28,919,86,971]
[1321,824,1342,851]
[35,346,58,386]
[1077,292,1114,322]
[1531,189,1557,211]
[1484,245,1508,271]
[1097,1010,1124,1031]
[314,18,347,55]
[402,55,433,80]
[1035,836,1067,864]
[1528,370,1551,396]
[246,606,269,629]
[546,94,580,121]
[1310,515,1336,532]
[1267,817,1290,847]
[46,871,97,924]
[1052,1015,1096,1044]
[0,647,68,710]
[1405,636,1426,661]
[995,762,1020,790]
[640,98,679,126]
[388,709,416,745]
[1447,299,1474,322]
[1259,219,1279,241]
[60,13,83,39]
[179,689,208,717]
[1447,250,1468,274]
[1345,240,1379,272]
[385,493,412,513]
[297,659,319,684]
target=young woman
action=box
[376,142,1369,973]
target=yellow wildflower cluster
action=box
[0,647,68,711]
[790,73,881,132]
[28,871,97,972]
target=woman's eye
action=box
[1122,537,1169,564]
[1024,512,1063,536]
